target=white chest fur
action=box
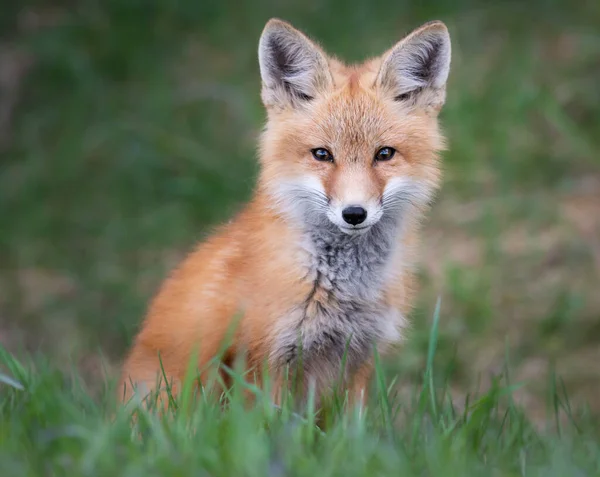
[270,218,406,390]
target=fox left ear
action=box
[376,21,451,111]
[258,19,333,109]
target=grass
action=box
[1,311,599,476]
[0,0,600,473]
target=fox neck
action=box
[254,185,406,301]
[300,212,402,303]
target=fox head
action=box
[257,19,451,236]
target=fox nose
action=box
[342,206,367,226]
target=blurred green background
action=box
[1,0,599,420]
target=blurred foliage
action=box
[0,0,599,415]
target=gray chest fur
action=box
[271,218,403,385]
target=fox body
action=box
[119,19,451,408]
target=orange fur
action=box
[119,18,451,410]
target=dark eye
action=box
[375,147,396,161]
[311,148,334,162]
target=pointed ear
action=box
[258,19,333,109]
[376,21,451,110]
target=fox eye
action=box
[375,147,396,161]
[311,148,334,163]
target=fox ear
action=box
[258,19,333,109]
[376,21,451,110]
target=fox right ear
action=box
[376,21,451,111]
[258,19,333,109]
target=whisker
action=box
[381,193,420,210]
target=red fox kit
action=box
[120,18,451,409]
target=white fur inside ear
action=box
[377,23,451,99]
[258,20,332,107]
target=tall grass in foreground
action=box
[0,308,598,476]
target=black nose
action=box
[342,206,367,226]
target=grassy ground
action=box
[1,315,599,476]
[1,0,600,473]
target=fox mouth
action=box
[324,204,383,235]
[339,224,372,235]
